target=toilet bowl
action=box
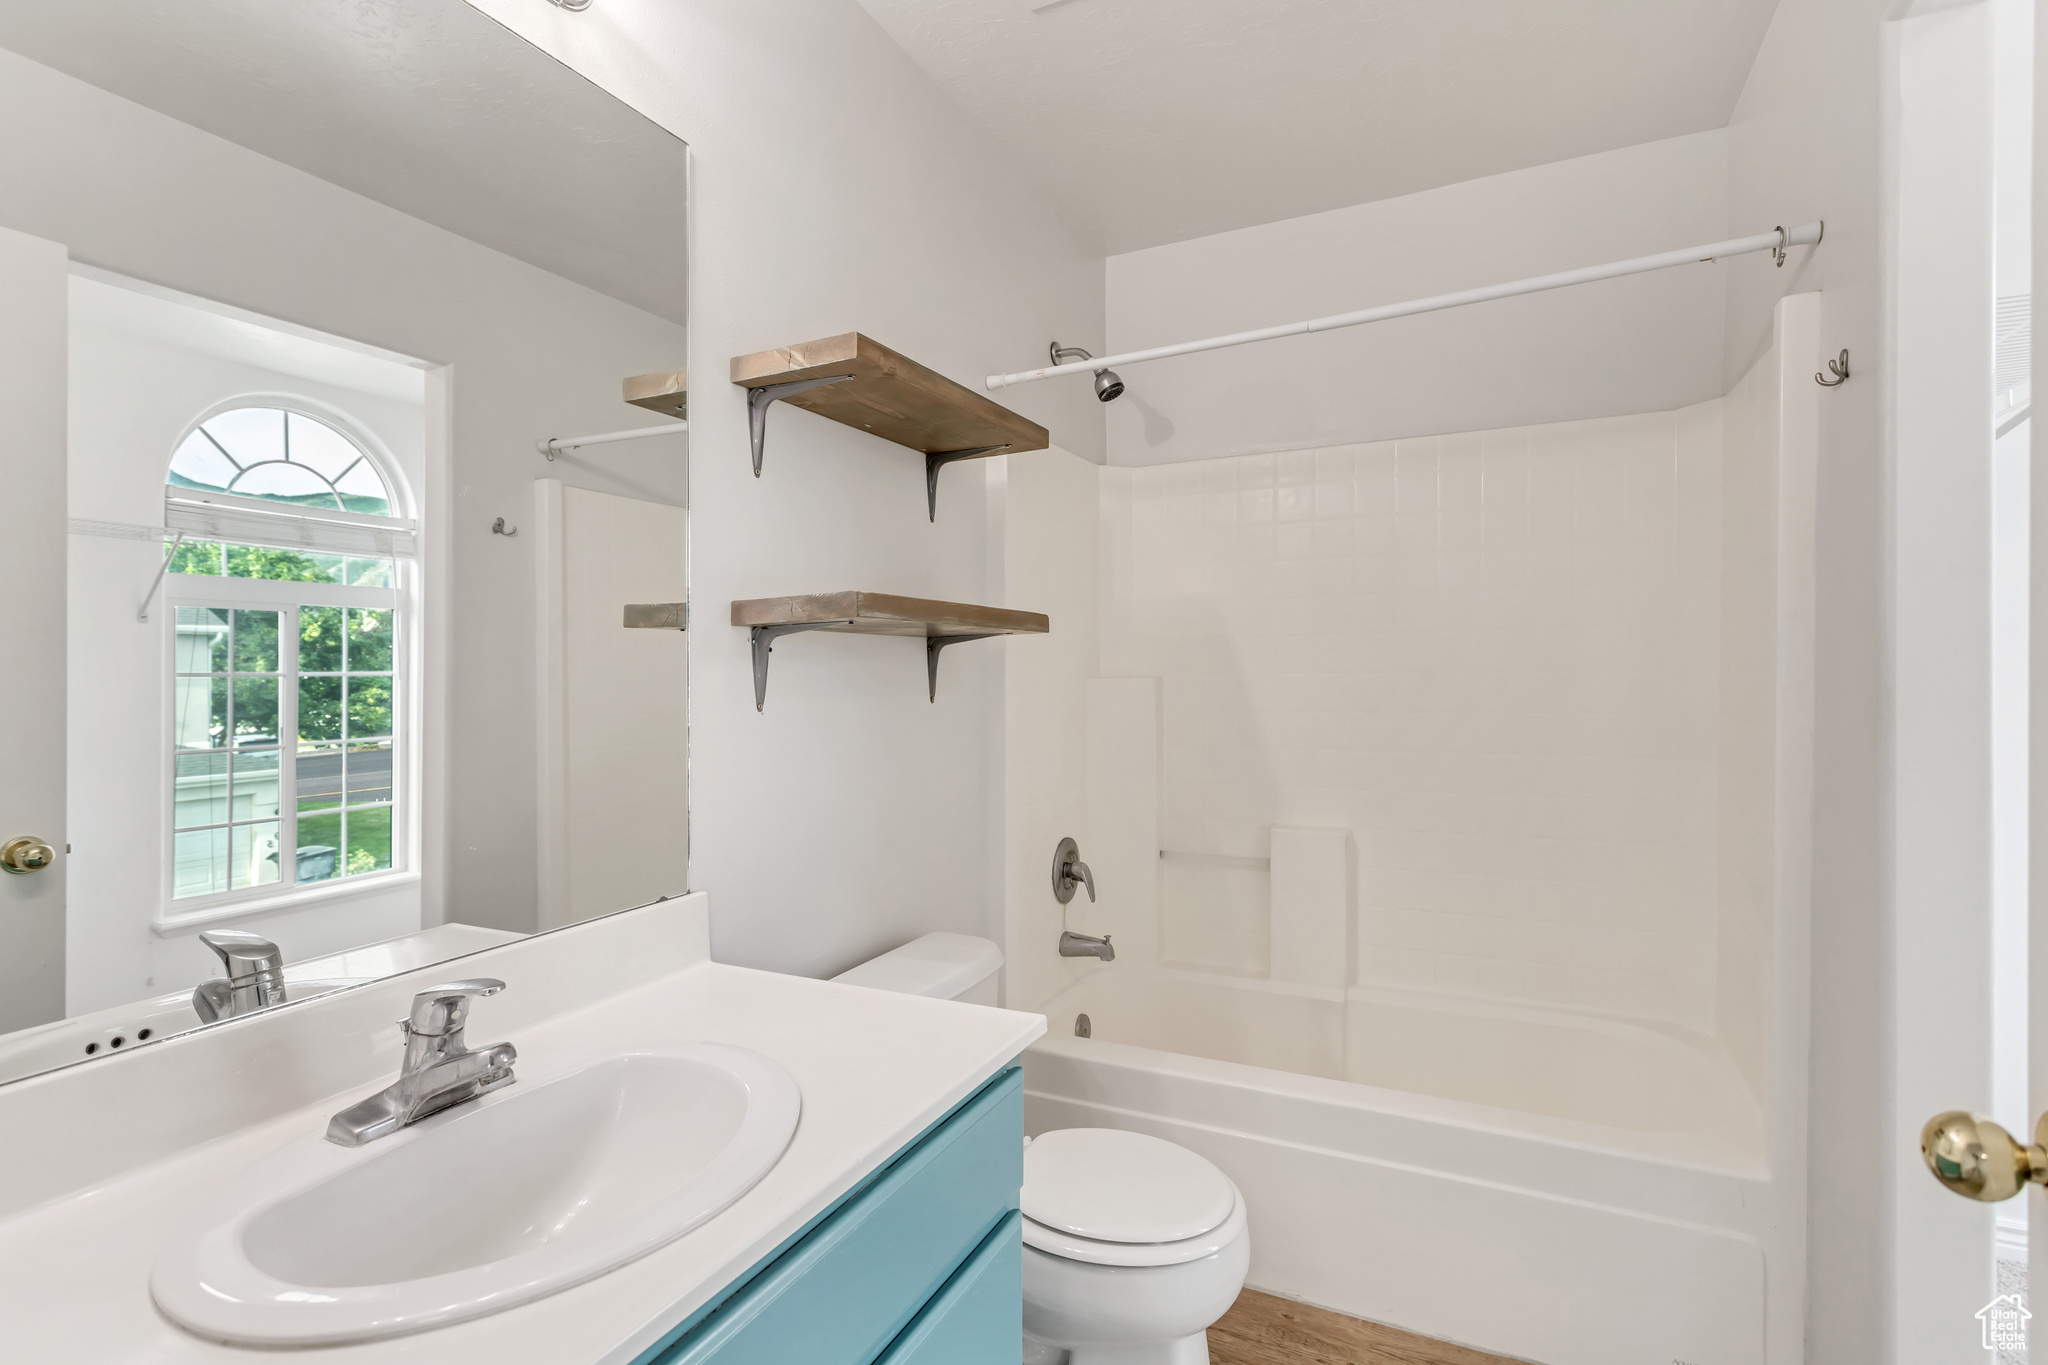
[833,936,1250,1363]
[1020,1128,1250,1365]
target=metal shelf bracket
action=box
[926,633,998,702]
[924,446,1009,522]
[749,621,848,711]
[747,375,855,477]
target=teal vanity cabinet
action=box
[631,1066,1023,1365]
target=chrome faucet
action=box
[325,980,518,1147]
[1059,931,1115,962]
[192,929,288,1022]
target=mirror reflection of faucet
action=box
[191,930,290,1023]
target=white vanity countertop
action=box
[0,904,1044,1364]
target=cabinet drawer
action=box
[874,1210,1022,1365]
[649,1067,1022,1365]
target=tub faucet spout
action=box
[1059,931,1115,962]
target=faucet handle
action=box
[199,929,284,984]
[406,979,506,1037]
[1052,836,1097,904]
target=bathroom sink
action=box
[151,1045,801,1346]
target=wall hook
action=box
[491,517,518,536]
[1815,350,1850,387]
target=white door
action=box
[0,225,69,1031]
[533,480,688,929]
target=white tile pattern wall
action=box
[1113,408,1726,1029]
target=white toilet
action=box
[1018,1129,1249,1364]
[835,935,1252,1365]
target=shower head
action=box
[1050,341,1126,403]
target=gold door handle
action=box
[0,837,54,874]
[1922,1111,2048,1201]
[0,836,55,875]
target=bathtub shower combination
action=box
[1011,296,1821,1365]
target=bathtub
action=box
[1022,965,1788,1365]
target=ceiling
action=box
[0,0,688,323]
[855,0,1782,254]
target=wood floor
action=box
[1208,1290,1528,1365]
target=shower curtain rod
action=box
[985,220,1824,391]
[536,420,687,460]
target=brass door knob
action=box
[1921,1110,2048,1201]
[0,836,55,875]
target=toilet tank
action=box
[831,932,1003,1006]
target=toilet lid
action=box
[1022,1129,1235,1244]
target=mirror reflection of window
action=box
[162,407,410,917]
[170,409,393,515]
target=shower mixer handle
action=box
[1052,836,1095,904]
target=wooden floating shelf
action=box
[623,369,688,420]
[729,333,1049,520]
[622,602,688,630]
[730,591,1049,710]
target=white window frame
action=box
[158,567,418,930]
[154,399,422,931]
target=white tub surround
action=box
[1006,291,1821,1365]
[0,894,1045,1364]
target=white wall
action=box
[468,0,1107,978]
[0,46,690,944]
[1101,131,1729,467]
[65,292,429,1013]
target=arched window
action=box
[169,408,393,515]
[162,405,414,922]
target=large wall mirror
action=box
[0,0,689,1084]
